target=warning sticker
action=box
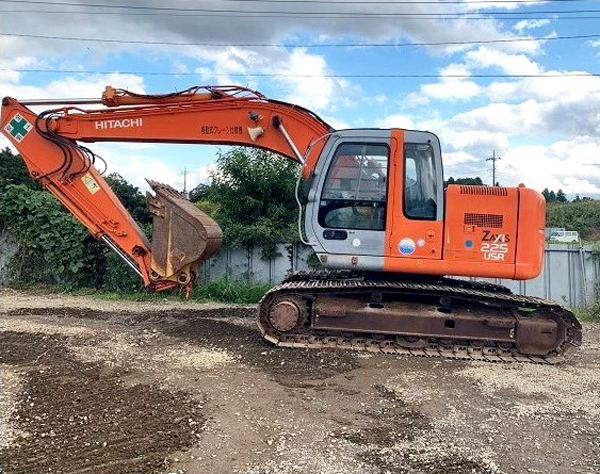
[82,173,101,194]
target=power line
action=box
[3,32,599,48]
[5,68,599,78]
[206,0,594,3]
[0,0,588,5]
[2,0,585,4]
[3,9,597,20]
[0,0,597,16]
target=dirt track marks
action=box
[2,331,205,474]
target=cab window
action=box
[404,143,437,220]
[319,143,388,231]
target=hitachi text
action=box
[95,118,143,130]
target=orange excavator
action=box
[1,85,581,363]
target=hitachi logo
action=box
[95,118,143,130]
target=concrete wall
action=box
[198,243,315,285]
[199,243,598,308]
[0,232,17,284]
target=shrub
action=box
[0,185,97,287]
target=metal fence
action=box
[199,243,598,308]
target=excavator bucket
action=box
[146,180,223,285]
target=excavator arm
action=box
[1,86,333,292]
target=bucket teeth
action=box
[146,179,182,199]
[146,179,222,282]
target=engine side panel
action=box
[443,185,518,265]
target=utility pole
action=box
[180,166,188,199]
[486,150,501,186]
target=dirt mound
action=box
[2,331,205,474]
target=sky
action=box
[1,0,599,198]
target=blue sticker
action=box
[465,239,474,249]
[399,238,416,256]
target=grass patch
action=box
[3,278,272,305]
[191,278,271,304]
[574,303,600,323]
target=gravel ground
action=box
[1,289,599,474]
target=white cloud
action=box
[420,78,481,102]
[0,56,42,86]
[489,138,600,194]
[374,114,415,130]
[449,100,543,135]
[443,150,480,167]
[325,117,352,130]
[0,74,146,102]
[465,47,541,75]
[461,0,527,11]
[407,63,481,104]
[514,19,551,33]
[562,177,600,195]
[277,49,353,111]
[487,71,600,104]
[414,111,600,196]
[446,82,600,137]
[88,144,180,192]
[189,46,354,113]
[3,0,598,200]
[194,163,217,186]
[439,129,509,158]
[1,0,542,67]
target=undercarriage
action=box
[257,272,582,364]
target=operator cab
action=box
[304,129,444,272]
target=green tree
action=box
[444,176,484,186]
[208,147,299,247]
[556,189,568,203]
[104,173,152,225]
[542,188,551,202]
[188,183,211,202]
[0,147,40,192]
[546,200,600,240]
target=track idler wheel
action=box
[266,295,308,333]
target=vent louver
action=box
[460,185,508,196]
[464,213,504,228]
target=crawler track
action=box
[257,272,582,364]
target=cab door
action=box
[305,130,391,265]
[384,130,444,267]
